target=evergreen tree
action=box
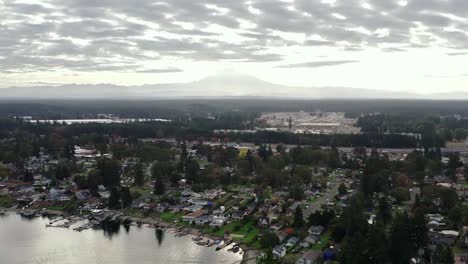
[134,162,144,186]
[377,197,392,225]
[390,213,415,264]
[108,187,121,209]
[23,170,34,182]
[180,142,188,161]
[259,232,280,248]
[293,206,304,228]
[120,187,133,207]
[412,209,428,249]
[366,224,389,264]
[257,248,275,264]
[154,177,165,195]
[431,244,454,264]
[338,183,347,195]
[340,231,367,264]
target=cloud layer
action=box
[0,0,467,74]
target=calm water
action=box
[0,213,242,264]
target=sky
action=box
[0,0,467,94]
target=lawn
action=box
[202,220,261,247]
[312,230,331,250]
[159,212,184,222]
[0,194,13,208]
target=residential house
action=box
[272,245,287,259]
[286,236,300,248]
[300,235,320,248]
[296,250,321,264]
[213,206,225,214]
[184,204,204,213]
[455,253,468,264]
[231,210,246,221]
[182,210,207,223]
[308,225,325,236]
[194,215,211,225]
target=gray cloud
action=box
[135,68,183,73]
[0,0,467,73]
[276,60,359,68]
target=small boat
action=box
[192,236,204,241]
[206,240,216,247]
[215,240,227,251]
[176,231,189,237]
[197,240,210,246]
[232,246,240,253]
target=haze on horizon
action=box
[1,0,468,97]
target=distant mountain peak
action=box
[195,73,274,86]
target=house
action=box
[308,225,324,236]
[258,217,270,227]
[75,190,91,201]
[276,230,289,242]
[231,210,246,221]
[270,224,283,231]
[429,230,458,246]
[184,204,204,213]
[210,218,225,227]
[455,253,468,264]
[210,213,230,227]
[182,210,207,223]
[427,214,444,222]
[272,245,287,259]
[213,206,225,214]
[463,226,468,246]
[47,188,70,202]
[194,215,211,225]
[156,203,169,213]
[189,199,211,206]
[296,250,321,264]
[300,235,320,248]
[286,236,300,247]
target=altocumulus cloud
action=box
[0,0,467,73]
[276,60,360,68]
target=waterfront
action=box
[0,213,242,264]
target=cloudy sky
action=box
[1,0,467,94]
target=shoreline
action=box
[1,207,258,263]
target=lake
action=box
[0,213,242,264]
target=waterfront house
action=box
[209,218,225,227]
[182,210,207,223]
[184,204,204,213]
[194,215,211,225]
[213,206,225,214]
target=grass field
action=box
[202,220,261,247]
[159,212,184,222]
[0,194,13,208]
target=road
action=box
[303,180,340,220]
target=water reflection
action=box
[123,220,131,233]
[155,228,164,247]
[0,213,242,264]
[101,219,121,238]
